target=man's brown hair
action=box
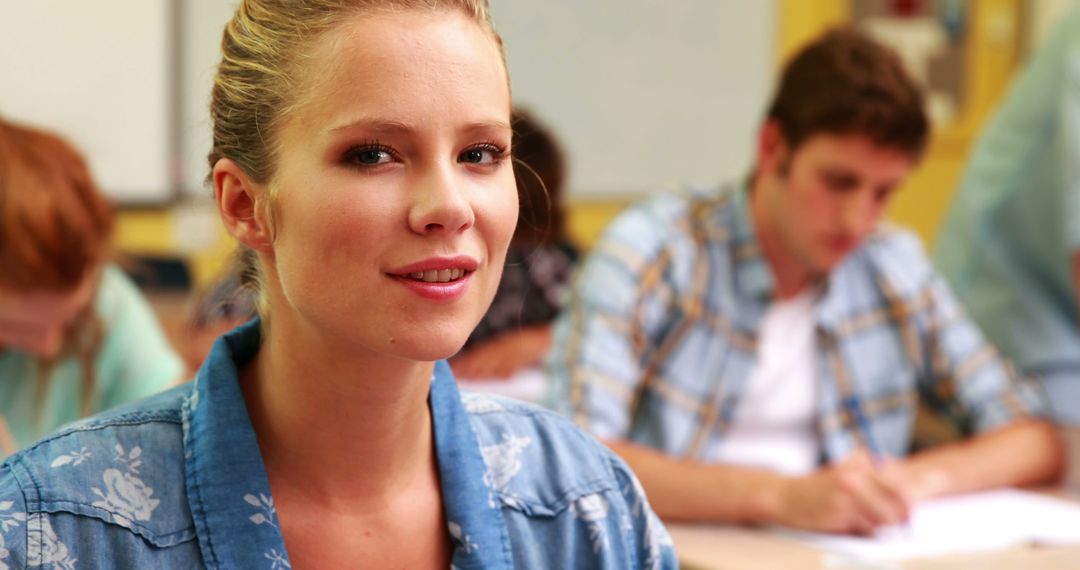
[766,28,929,158]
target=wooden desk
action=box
[669,427,1080,569]
[669,519,1080,570]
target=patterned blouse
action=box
[0,320,676,569]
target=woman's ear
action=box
[214,158,273,252]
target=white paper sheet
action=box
[777,489,1080,562]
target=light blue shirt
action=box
[548,183,1045,463]
[934,6,1080,406]
[0,265,183,448]
[0,320,676,569]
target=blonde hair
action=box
[208,0,506,316]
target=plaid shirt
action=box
[547,182,1045,464]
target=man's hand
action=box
[774,450,911,535]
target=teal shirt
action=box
[934,7,1080,383]
[0,265,183,448]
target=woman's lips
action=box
[387,255,479,302]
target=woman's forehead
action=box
[281,9,510,142]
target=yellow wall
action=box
[888,0,1022,245]
[777,0,848,63]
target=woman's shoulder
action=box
[0,383,195,549]
[459,392,677,568]
[460,392,623,507]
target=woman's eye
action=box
[344,145,394,167]
[458,145,505,165]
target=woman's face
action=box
[0,271,97,358]
[260,9,517,362]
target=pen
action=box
[844,395,883,460]
[843,395,914,537]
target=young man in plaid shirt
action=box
[547,28,1064,536]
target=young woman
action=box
[0,118,183,453]
[0,1,676,568]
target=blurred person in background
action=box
[451,108,579,380]
[935,6,1080,425]
[183,248,258,372]
[548,28,1064,536]
[0,117,183,452]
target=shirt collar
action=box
[183,319,511,569]
[431,359,513,569]
[727,180,777,302]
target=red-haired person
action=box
[0,118,183,452]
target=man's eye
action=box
[824,174,856,192]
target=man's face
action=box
[758,132,915,276]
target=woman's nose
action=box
[408,166,475,235]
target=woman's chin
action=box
[392,336,469,364]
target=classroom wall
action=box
[109,0,1042,280]
[491,0,774,198]
[565,0,1030,251]
[117,0,779,284]
[0,1,175,204]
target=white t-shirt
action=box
[709,289,819,475]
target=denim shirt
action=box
[0,321,676,569]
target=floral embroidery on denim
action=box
[90,445,160,528]
[623,473,673,570]
[27,515,76,569]
[480,433,532,509]
[48,448,91,469]
[448,521,479,555]
[480,433,530,491]
[0,500,26,570]
[571,493,610,554]
[460,392,506,415]
[245,493,290,568]
[264,549,290,570]
[244,493,279,529]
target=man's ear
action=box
[756,120,787,175]
[213,158,273,253]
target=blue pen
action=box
[844,395,914,536]
[843,395,883,461]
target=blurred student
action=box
[0,1,676,567]
[935,6,1080,425]
[183,249,258,371]
[548,28,1064,535]
[451,108,578,379]
[0,118,183,451]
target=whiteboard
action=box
[0,0,175,204]
[491,0,775,198]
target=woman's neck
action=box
[242,317,439,506]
